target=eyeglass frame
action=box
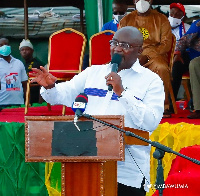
[109,39,141,51]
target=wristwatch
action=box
[118,88,127,98]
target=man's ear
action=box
[138,47,143,55]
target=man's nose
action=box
[114,44,123,52]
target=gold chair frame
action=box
[89,30,115,67]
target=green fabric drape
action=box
[102,0,113,25]
[0,122,48,196]
[84,0,113,39]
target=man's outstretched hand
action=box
[30,66,57,89]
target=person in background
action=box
[101,0,128,32]
[119,0,172,118]
[19,39,45,104]
[170,19,200,112]
[168,3,190,42]
[0,38,28,109]
[187,56,200,119]
[30,26,165,196]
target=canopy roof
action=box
[0,0,84,9]
[1,0,199,40]
[1,0,199,8]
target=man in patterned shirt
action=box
[171,19,200,109]
[118,0,172,118]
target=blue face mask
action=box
[0,45,11,56]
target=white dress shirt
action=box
[0,56,28,105]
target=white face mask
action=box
[168,16,183,28]
[136,0,150,14]
[113,14,125,23]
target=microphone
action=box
[108,53,122,91]
[72,93,88,131]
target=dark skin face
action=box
[20,46,34,62]
[134,0,153,16]
[110,28,143,71]
[0,38,11,62]
[112,3,128,15]
[169,7,184,30]
[170,7,184,19]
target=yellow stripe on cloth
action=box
[148,122,200,196]
[45,162,61,196]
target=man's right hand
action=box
[30,66,57,89]
[173,54,184,64]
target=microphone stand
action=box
[80,113,200,196]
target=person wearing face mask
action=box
[0,38,28,109]
[101,0,128,32]
[168,3,190,42]
[119,0,173,118]
[170,19,200,113]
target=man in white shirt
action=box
[31,26,165,196]
[0,38,28,108]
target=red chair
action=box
[181,71,191,101]
[89,30,115,66]
[153,145,200,196]
[25,28,86,115]
[48,28,86,79]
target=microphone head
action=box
[75,93,88,103]
[111,53,122,65]
[72,93,88,114]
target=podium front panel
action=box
[25,115,124,162]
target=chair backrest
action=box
[48,28,86,73]
[89,30,115,66]
[168,34,176,72]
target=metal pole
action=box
[24,0,28,39]
[80,6,84,34]
[97,0,103,32]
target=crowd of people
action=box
[0,0,200,195]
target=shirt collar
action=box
[131,59,143,73]
[113,18,118,24]
[0,55,16,63]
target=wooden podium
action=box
[25,115,125,196]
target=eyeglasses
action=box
[109,40,141,51]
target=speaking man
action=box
[31,26,164,195]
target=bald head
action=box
[110,26,144,70]
[114,26,143,46]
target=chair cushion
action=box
[91,33,114,65]
[49,31,84,71]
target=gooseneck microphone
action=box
[72,93,88,117]
[108,53,122,91]
[72,93,88,131]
